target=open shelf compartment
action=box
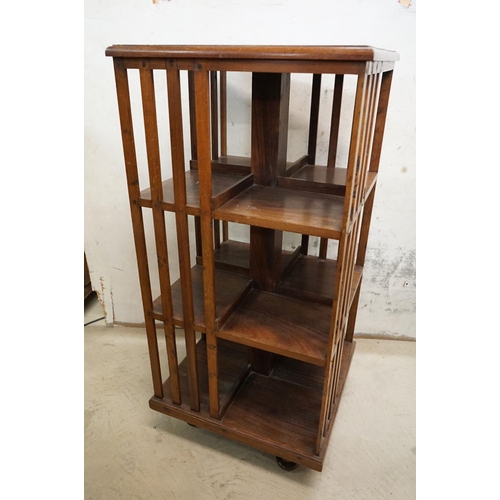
[152,265,251,332]
[150,337,356,471]
[139,170,253,214]
[278,165,378,199]
[207,238,300,277]
[275,254,363,307]
[218,289,332,366]
[213,185,346,240]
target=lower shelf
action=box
[149,338,356,471]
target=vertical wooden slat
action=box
[319,238,328,259]
[188,70,203,259]
[214,220,221,249]
[194,67,220,418]
[327,74,344,167]
[307,74,322,164]
[210,71,219,160]
[220,71,227,157]
[188,71,198,161]
[139,67,182,405]
[166,66,200,412]
[300,234,309,255]
[220,72,229,242]
[112,59,164,400]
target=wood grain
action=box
[139,170,253,214]
[106,45,400,62]
[152,265,251,332]
[214,185,345,240]
[218,289,332,366]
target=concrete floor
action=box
[85,294,415,500]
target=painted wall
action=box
[84,0,416,338]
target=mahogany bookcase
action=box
[106,45,398,471]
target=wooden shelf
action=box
[152,265,251,332]
[210,240,251,275]
[150,339,356,471]
[213,185,345,240]
[139,170,253,214]
[159,338,251,416]
[191,155,307,176]
[278,165,377,198]
[206,239,300,277]
[275,254,363,308]
[218,289,332,366]
[190,155,251,175]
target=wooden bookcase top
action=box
[105,44,399,62]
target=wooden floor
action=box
[84,296,416,499]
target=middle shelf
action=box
[138,156,378,240]
[152,252,362,365]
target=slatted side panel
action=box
[330,64,382,406]
[345,69,394,343]
[112,59,166,400]
[220,71,229,242]
[138,65,184,407]
[327,74,345,168]
[316,62,385,454]
[188,71,203,260]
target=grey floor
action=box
[85,294,416,500]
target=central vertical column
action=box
[249,72,290,375]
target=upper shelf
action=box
[139,170,253,215]
[214,185,346,240]
[279,165,377,198]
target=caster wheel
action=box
[276,456,299,471]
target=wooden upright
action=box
[106,45,398,471]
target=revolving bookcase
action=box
[106,45,398,471]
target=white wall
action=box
[84,0,416,338]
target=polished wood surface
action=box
[152,265,251,332]
[106,45,399,62]
[150,341,356,471]
[276,254,362,308]
[278,166,377,197]
[108,44,397,471]
[139,170,253,214]
[214,185,345,239]
[218,289,331,366]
